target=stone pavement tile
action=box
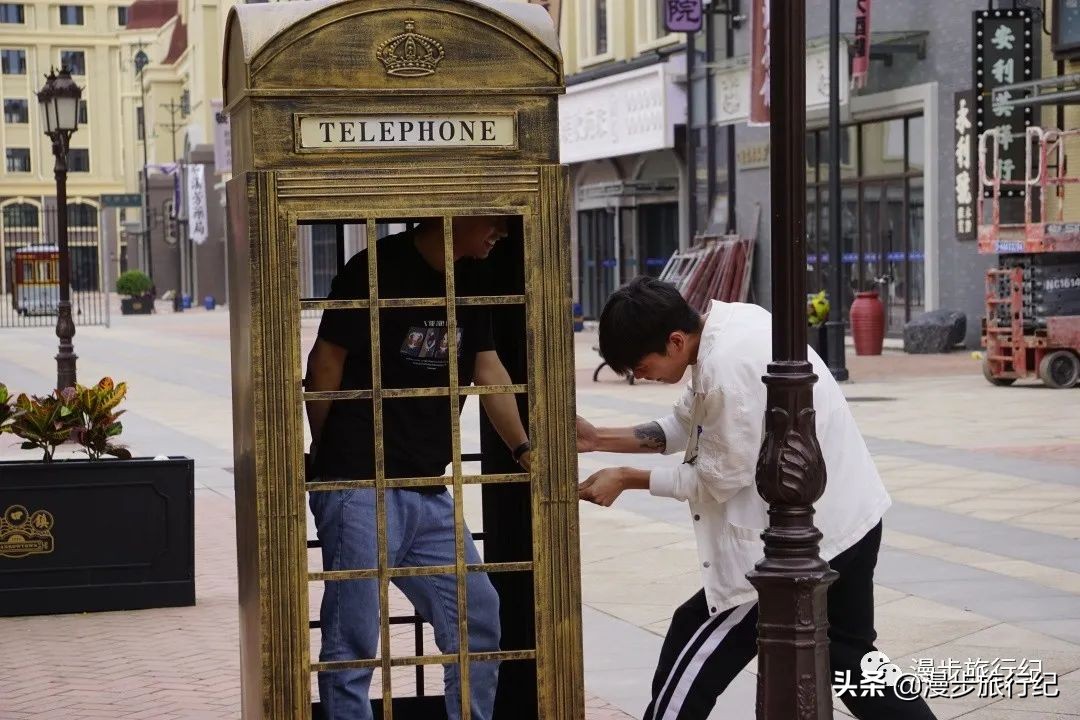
[885,530,1080,596]
[873,596,999,659]
[991,667,1080,716]
[886,625,1080,719]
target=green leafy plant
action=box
[116,270,153,298]
[807,290,830,327]
[0,383,23,434]
[11,389,77,461]
[70,377,131,460]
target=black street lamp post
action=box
[748,1,836,716]
[134,48,154,281]
[825,0,849,381]
[37,66,82,391]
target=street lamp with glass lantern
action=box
[37,66,82,390]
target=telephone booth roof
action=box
[223,0,562,107]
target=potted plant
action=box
[0,378,194,616]
[806,290,830,364]
[116,270,155,315]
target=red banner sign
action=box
[749,0,770,125]
[852,0,872,89]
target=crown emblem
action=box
[0,504,54,559]
[376,20,445,78]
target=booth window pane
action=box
[304,213,534,716]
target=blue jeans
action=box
[309,487,501,720]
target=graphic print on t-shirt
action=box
[400,322,463,369]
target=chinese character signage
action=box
[973,8,1035,198]
[954,91,976,241]
[851,0,872,89]
[749,0,770,125]
[664,0,702,33]
[187,163,208,245]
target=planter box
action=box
[120,296,154,315]
[0,456,194,616]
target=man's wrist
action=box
[512,440,531,465]
[617,467,650,491]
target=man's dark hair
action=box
[598,276,701,376]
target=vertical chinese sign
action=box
[954,91,976,241]
[187,163,208,245]
[664,0,702,33]
[973,8,1034,198]
[749,0,770,125]
[852,0,872,89]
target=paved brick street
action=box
[2,305,1079,719]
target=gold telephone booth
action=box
[222,1,581,718]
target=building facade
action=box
[0,0,237,317]
[556,0,689,319]
[691,0,1062,346]
[121,0,233,307]
[0,0,132,313]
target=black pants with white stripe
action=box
[644,522,937,720]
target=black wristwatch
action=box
[512,440,531,466]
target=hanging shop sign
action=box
[954,91,976,241]
[973,8,1035,198]
[664,0,702,33]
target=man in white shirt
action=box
[577,277,936,720]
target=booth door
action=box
[292,204,569,720]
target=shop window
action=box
[4,98,28,123]
[580,0,612,62]
[0,3,24,23]
[68,148,89,172]
[67,202,97,227]
[60,50,86,75]
[636,0,679,49]
[59,5,84,25]
[2,49,26,74]
[5,147,30,172]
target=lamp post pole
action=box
[37,66,82,390]
[749,1,836,716]
[825,0,849,380]
[52,131,76,390]
[134,48,153,281]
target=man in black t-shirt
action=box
[305,216,530,720]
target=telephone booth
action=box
[222,1,581,718]
[11,245,60,315]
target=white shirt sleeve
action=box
[649,388,761,505]
[653,381,695,455]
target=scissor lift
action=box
[978,126,1080,388]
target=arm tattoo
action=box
[633,422,666,452]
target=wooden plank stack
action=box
[657,234,755,313]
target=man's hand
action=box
[578,468,626,507]
[518,449,532,472]
[576,415,599,453]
